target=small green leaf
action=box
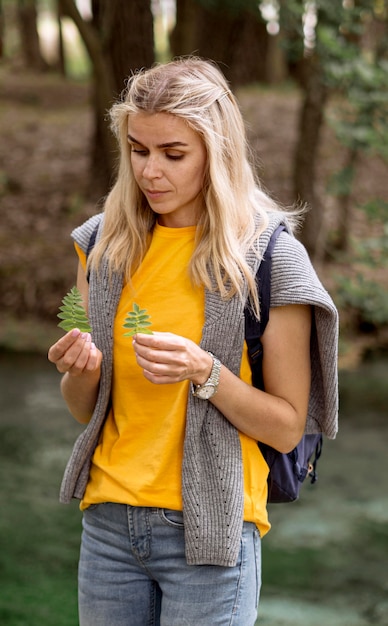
[123,303,153,337]
[57,286,92,333]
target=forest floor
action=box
[0,65,388,364]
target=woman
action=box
[48,57,338,626]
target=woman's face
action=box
[127,112,207,228]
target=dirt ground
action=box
[0,67,94,326]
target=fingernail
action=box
[72,329,80,337]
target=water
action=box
[1,351,387,625]
[261,357,388,626]
[0,351,84,466]
[0,351,73,426]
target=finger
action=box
[56,333,92,374]
[133,331,180,350]
[135,345,188,371]
[133,333,188,361]
[136,353,167,374]
[63,335,94,375]
[83,343,102,373]
[48,329,82,363]
[136,352,191,385]
[142,369,179,385]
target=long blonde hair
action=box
[89,57,279,313]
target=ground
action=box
[0,65,387,363]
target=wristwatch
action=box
[191,352,221,400]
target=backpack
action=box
[244,225,322,503]
[86,222,322,504]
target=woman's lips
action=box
[145,189,168,200]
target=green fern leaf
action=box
[57,286,92,333]
[123,302,153,337]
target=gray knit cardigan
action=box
[59,211,338,567]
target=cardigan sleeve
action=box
[270,232,339,439]
[71,213,103,253]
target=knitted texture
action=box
[59,211,339,567]
[270,231,339,438]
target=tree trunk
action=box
[170,0,198,58]
[91,0,154,194]
[294,55,328,261]
[265,32,288,84]
[334,148,358,252]
[17,0,48,71]
[56,0,66,76]
[171,0,269,87]
[60,0,154,198]
[95,0,154,95]
[0,0,4,59]
[60,0,116,197]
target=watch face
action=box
[195,384,215,400]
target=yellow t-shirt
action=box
[76,223,270,536]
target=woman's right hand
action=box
[48,329,102,423]
[48,329,102,377]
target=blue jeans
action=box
[78,503,261,626]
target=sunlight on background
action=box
[260,0,280,35]
[37,0,177,76]
[38,5,90,77]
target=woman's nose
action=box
[142,155,162,179]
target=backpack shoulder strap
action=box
[256,224,286,334]
[244,224,286,389]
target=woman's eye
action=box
[130,146,184,160]
[131,148,147,155]
[166,153,184,160]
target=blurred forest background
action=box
[0,0,387,364]
[0,2,388,626]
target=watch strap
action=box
[192,352,221,398]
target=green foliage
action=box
[279,0,388,156]
[278,0,305,60]
[328,58,388,160]
[123,303,153,337]
[334,203,388,329]
[327,164,355,198]
[319,2,388,160]
[57,286,92,333]
[352,220,388,267]
[279,0,388,273]
[335,273,388,328]
[363,199,388,223]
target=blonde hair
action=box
[89,57,279,313]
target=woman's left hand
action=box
[132,332,213,386]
